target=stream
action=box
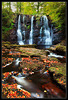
[2,50,66,98]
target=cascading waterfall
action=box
[29,16,34,44]
[16,15,53,48]
[22,15,25,43]
[40,17,43,37]
[17,15,24,45]
[43,15,52,47]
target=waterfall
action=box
[29,16,34,44]
[40,27,42,37]
[16,15,53,48]
[22,15,25,42]
[40,17,43,37]
[43,15,52,46]
[17,15,24,45]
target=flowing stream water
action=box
[2,51,66,98]
[22,15,25,43]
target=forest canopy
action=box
[2,2,66,40]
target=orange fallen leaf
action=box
[47,70,49,73]
[56,68,58,70]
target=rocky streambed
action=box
[2,41,66,98]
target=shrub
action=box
[2,8,14,41]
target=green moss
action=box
[49,63,66,77]
[49,57,59,61]
[16,44,37,48]
[56,45,66,53]
[27,25,31,29]
[2,41,11,44]
[48,46,56,51]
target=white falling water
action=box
[17,15,24,45]
[22,15,25,42]
[38,17,43,44]
[40,27,42,37]
[29,16,34,44]
[43,15,52,46]
[40,17,43,37]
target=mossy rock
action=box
[55,45,66,55]
[6,46,12,49]
[49,57,59,61]
[49,63,66,77]
[2,54,13,58]
[2,41,11,44]
[20,54,29,57]
[48,46,56,51]
[16,44,36,48]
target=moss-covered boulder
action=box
[49,62,66,88]
[55,45,66,55]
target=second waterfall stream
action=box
[29,16,34,45]
[17,15,24,45]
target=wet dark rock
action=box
[2,59,21,73]
[33,30,40,37]
[5,75,17,83]
[57,57,66,63]
[53,32,65,45]
[53,28,59,34]
[20,54,29,58]
[54,73,63,78]
[48,70,55,78]
[45,65,49,70]
[45,50,50,56]
[30,55,41,58]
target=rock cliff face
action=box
[9,15,18,44]
[9,14,65,46]
[53,30,65,45]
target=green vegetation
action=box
[43,2,66,32]
[49,62,66,76]
[49,62,66,87]
[2,2,66,41]
[2,8,15,40]
[56,45,66,52]
[27,25,31,29]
